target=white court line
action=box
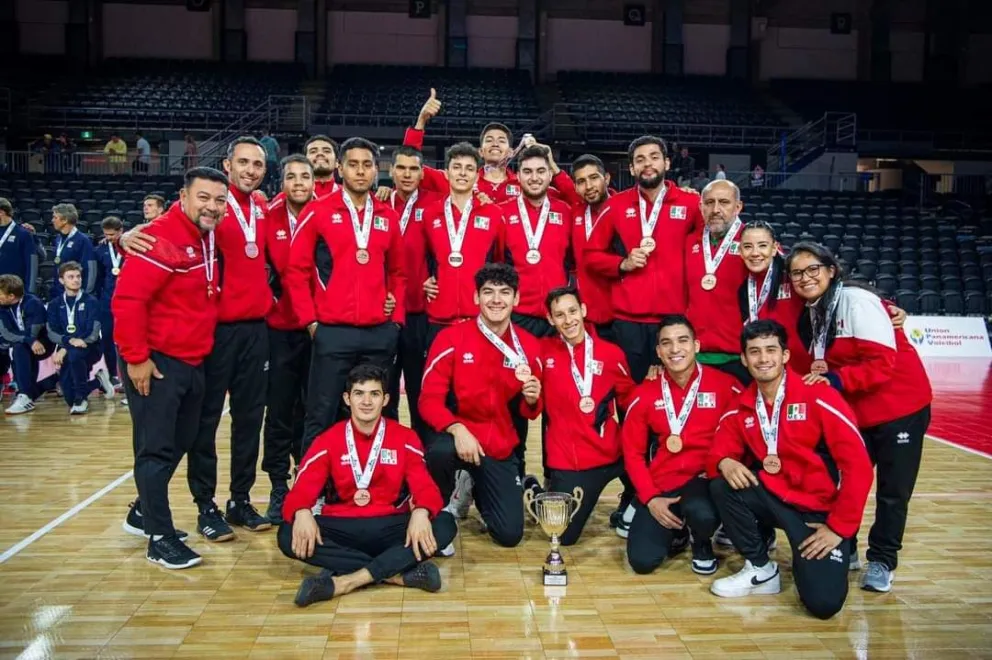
[0,406,233,565]
[927,433,992,461]
[0,470,134,565]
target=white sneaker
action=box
[710,560,781,598]
[96,369,116,399]
[439,543,455,557]
[5,393,35,415]
[615,503,635,539]
[69,400,89,415]
[445,470,474,519]
[121,398,129,406]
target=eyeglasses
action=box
[788,263,826,281]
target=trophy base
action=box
[542,569,567,587]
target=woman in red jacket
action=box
[786,241,933,594]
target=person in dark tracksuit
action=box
[49,203,97,300]
[0,198,39,295]
[262,155,314,522]
[113,166,227,570]
[46,261,115,413]
[0,274,55,414]
[284,137,407,456]
[279,365,455,607]
[121,139,274,543]
[94,216,125,384]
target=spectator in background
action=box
[105,135,128,175]
[691,169,711,193]
[260,131,281,193]
[0,198,38,295]
[715,164,727,180]
[143,194,166,222]
[673,147,695,187]
[751,165,765,189]
[184,135,199,169]
[134,132,151,174]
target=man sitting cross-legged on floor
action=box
[278,364,457,606]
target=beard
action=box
[638,172,665,190]
[313,164,335,178]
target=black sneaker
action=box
[266,486,289,524]
[294,570,336,607]
[197,506,236,542]
[122,500,189,541]
[225,499,272,532]
[146,534,202,569]
[691,539,719,575]
[402,561,442,593]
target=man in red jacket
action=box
[686,180,749,383]
[279,365,456,606]
[268,135,340,209]
[421,143,505,347]
[113,166,227,570]
[261,154,315,522]
[523,286,635,546]
[383,145,440,439]
[419,263,543,548]
[584,136,701,384]
[500,146,572,339]
[286,137,406,454]
[622,315,741,576]
[706,319,873,619]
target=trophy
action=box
[523,487,584,586]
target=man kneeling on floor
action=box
[706,320,873,619]
[279,364,457,606]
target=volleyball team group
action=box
[32,89,933,619]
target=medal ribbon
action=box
[637,187,666,239]
[702,218,742,276]
[56,227,78,261]
[394,190,419,236]
[755,372,787,456]
[444,197,472,254]
[343,193,374,250]
[747,270,775,322]
[661,363,703,436]
[516,195,550,252]
[566,333,595,399]
[226,192,258,244]
[810,282,844,360]
[476,316,527,368]
[344,419,387,489]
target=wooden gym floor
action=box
[1,372,992,659]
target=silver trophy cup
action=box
[523,488,584,586]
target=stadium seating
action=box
[740,187,991,316]
[556,72,789,146]
[316,65,541,135]
[24,59,304,131]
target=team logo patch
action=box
[78,303,86,311]
[777,284,791,300]
[691,244,700,253]
[786,403,806,421]
[415,209,424,221]
[462,352,474,364]
[574,217,583,226]
[340,453,351,464]
[744,416,755,428]
[591,360,603,375]
[474,216,490,230]
[432,219,441,229]
[729,242,741,255]
[67,242,74,248]
[654,398,664,410]
[696,392,716,408]
[506,185,520,196]
[186,247,196,258]
[625,208,637,219]
[332,213,343,223]
[7,236,13,242]
[276,229,287,240]
[545,358,555,369]
[508,215,520,225]
[669,206,687,220]
[549,212,562,225]
[380,448,398,465]
[373,216,388,231]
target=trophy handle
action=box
[523,487,541,524]
[568,487,585,522]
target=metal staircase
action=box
[766,111,857,175]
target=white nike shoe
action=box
[710,560,781,598]
[615,503,635,539]
[445,470,474,519]
[69,400,89,415]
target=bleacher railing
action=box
[1,151,174,178]
[610,169,879,194]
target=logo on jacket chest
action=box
[276,229,288,241]
[670,206,687,220]
[549,212,562,225]
[474,216,489,230]
[462,352,474,364]
[786,403,806,421]
[506,185,520,197]
[415,209,424,222]
[332,213,343,224]
[373,216,388,231]
[340,449,398,465]
[697,392,716,408]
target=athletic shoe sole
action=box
[691,560,719,575]
[710,573,781,598]
[197,527,236,542]
[146,553,202,570]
